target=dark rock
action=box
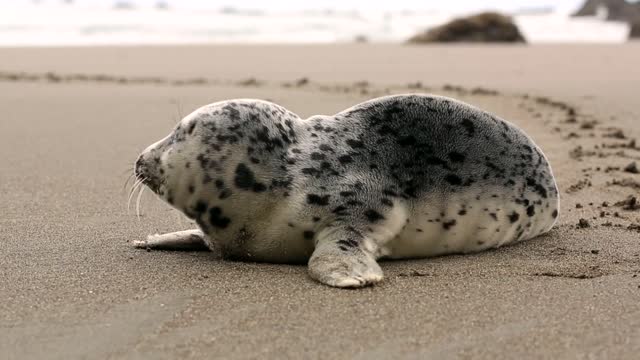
[572,0,640,22]
[573,0,640,40]
[631,20,640,38]
[407,12,526,44]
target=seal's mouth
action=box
[134,156,162,194]
[141,176,162,194]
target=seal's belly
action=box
[384,192,558,259]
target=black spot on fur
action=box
[310,152,325,161]
[526,177,548,198]
[338,155,353,164]
[307,194,330,206]
[397,135,417,146]
[381,198,393,207]
[340,191,356,197]
[252,183,267,192]
[337,239,358,247]
[444,174,463,186]
[332,206,348,215]
[219,189,232,199]
[508,212,520,223]
[234,163,266,192]
[364,209,384,223]
[194,201,208,214]
[443,220,457,230]
[424,157,451,170]
[448,151,466,163]
[377,124,396,136]
[552,209,558,218]
[527,205,536,217]
[403,186,418,198]
[234,163,255,190]
[301,168,319,176]
[320,162,335,173]
[460,118,475,137]
[319,144,333,152]
[346,139,365,149]
[208,207,231,229]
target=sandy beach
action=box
[1,44,639,359]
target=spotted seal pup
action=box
[133,94,559,288]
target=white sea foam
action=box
[0,4,630,46]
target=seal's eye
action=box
[187,123,197,135]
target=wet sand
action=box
[1,44,639,359]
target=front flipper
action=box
[133,229,210,251]
[308,227,383,288]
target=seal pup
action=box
[133,94,559,288]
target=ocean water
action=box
[0,4,631,46]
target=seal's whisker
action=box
[126,180,139,213]
[136,186,146,220]
[123,172,135,192]
[127,178,145,214]
[128,178,141,201]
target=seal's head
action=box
[134,108,206,213]
[134,99,299,222]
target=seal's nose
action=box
[134,156,145,178]
[134,153,162,193]
[134,155,154,184]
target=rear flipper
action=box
[133,229,210,251]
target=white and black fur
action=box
[133,94,559,288]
